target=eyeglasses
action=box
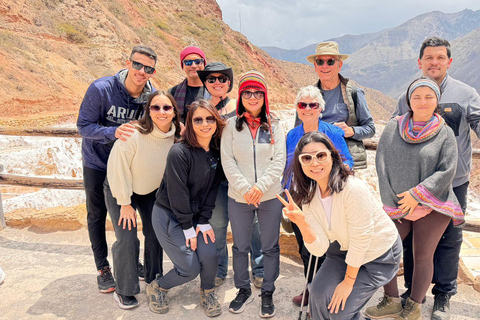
[183,59,205,66]
[205,75,229,84]
[298,150,330,165]
[150,105,173,113]
[315,58,337,66]
[131,60,156,74]
[241,91,264,100]
[297,102,320,110]
[193,116,216,126]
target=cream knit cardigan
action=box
[303,176,398,268]
[107,123,175,205]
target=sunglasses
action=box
[193,116,216,126]
[297,102,320,110]
[131,60,156,74]
[205,75,229,84]
[150,105,173,113]
[241,91,264,100]
[183,59,205,66]
[315,58,337,66]
[298,150,330,166]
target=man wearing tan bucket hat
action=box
[302,41,375,169]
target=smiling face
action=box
[205,72,230,98]
[192,107,217,142]
[297,96,322,124]
[241,89,265,117]
[418,46,452,83]
[300,141,332,187]
[182,53,205,79]
[409,86,438,122]
[149,94,175,132]
[314,55,342,86]
[126,52,156,87]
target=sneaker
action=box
[365,294,402,319]
[215,277,225,287]
[138,261,145,281]
[146,278,169,314]
[253,277,263,289]
[113,292,139,310]
[259,291,275,318]
[201,289,222,317]
[292,288,309,306]
[394,297,422,320]
[432,293,450,320]
[229,288,254,314]
[401,288,426,306]
[0,267,5,285]
[97,266,116,293]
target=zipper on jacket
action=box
[248,129,258,182]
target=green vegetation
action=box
[57,23,86,43]
[155,19,170,31]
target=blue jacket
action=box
[77,70,154,171]
[285,120,354,188]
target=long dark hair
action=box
[182,99,225,149]
[235,98,270,132]
[289,132,353,206]
[138,91,181,138]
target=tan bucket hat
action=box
[306,41,349,64]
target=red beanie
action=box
[237,70,269,116]
[180,46,206,67]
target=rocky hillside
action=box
[0,0,395,127]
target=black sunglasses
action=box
[315,58,337,66]
[297,102,320,110]
[131,60,156,74]
[205,75,229,84]
[150,105,174,112]
[241,91,264,100]
[193,116,216,126]
[183,59,205,66]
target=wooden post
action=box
[0,164,5,230]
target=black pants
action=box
[403,181,468,296]
[292,222,325,284]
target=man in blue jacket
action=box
[77,45,157,293]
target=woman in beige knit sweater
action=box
[105,91,181,309]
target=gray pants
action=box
[228,197,282,293]
[310,236,402,320]
[151,205,218,290]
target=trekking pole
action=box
[305,255,320,320]
[298,254,314,320]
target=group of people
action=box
[76,36,480,320]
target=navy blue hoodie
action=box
[77,70,154,171]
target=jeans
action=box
[104,184,163,295]
[152,205,218,290]
[210,181,264,279]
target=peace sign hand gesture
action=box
[276,189,306,227]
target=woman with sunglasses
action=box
[105,91,181,309]
[285,85,353,307]
[221,71,286,317]
[198,63,265,288]
[147,100,225,317]
[278,131,401,320]
[366,77,463,320]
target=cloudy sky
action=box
[216,0,480,49]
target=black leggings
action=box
[384,211,451,303]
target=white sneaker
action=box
[0,267,5,285]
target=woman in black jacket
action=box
[146,100,225,317]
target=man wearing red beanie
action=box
[169,46,210,123]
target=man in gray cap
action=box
[304,41,375,169]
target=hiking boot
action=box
[215,277,225,287]
[146,278,168,314]
[365,294,402,319]
[138,261,145,281]
[113,292,139,309]
[97,266,115,293]
[432,293,450,320]
[401,288,426,306]
[394,297,422,320]
[229,288,253,314]
[259,291,275,318]
[201,289,222,317]
[253,277,264,289]
[292,288,309,306]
